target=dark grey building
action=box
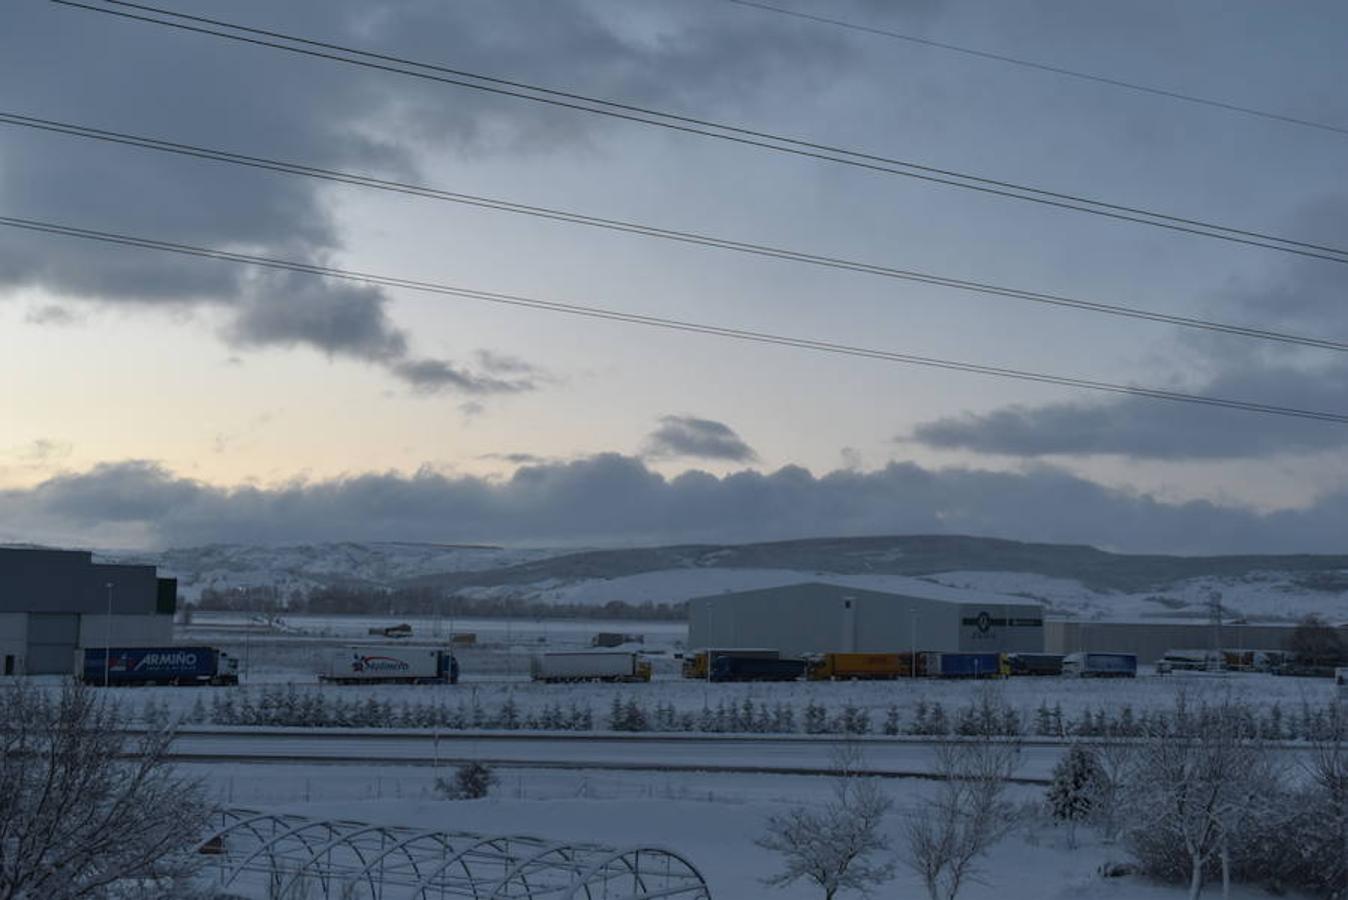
[687,582,1045,656]
[0,547,176,675]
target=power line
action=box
[5,212,1348,426]
[719,0,1348,139]
[7,108,1348,355]
[50,0,1348,267]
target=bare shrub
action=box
[0,681,209,900]
[756,743,894,899]
[902,738,1019,900]
[434,761,497,800]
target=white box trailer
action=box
[530,651,651,683]
[320,645,458,684]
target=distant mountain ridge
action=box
[107,535,1348,623]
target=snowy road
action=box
[148,727,1317,782]
[164,729,1055,780]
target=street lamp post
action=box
[910,608,917,679]
[104,582,114,688]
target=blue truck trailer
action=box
[1062,652,1138,678]
[922,652,1005,679]
[80,646,239,686]
[709,655,806,682]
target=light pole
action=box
[104,582,114,688]
[910,608,917,679]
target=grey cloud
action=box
[392,359,532,395]
[644,416,759,462]
[5,455,1348,554]
[911,361,1348,459]
[24,305,81,327]
[910,197,1348,461]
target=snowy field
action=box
[185,762,1306,899]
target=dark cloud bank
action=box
[6,455,1348,554]
[0,0,851,394]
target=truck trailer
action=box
[320,646,459,685]
[807,652,907,681]
[921,652,1005,679]
[681,648,779,679]
[709,655,806,682]
[530,651,651,683]
[1005,653,1064,676]
[1063,652,1137,678]
[79,646,239,686]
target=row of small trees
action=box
[165,686,1346,741]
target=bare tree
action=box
[0,681,210,900]
[1288,614,1348,667]
[1124,697,1269,900]
[1297,725,1347,897]
[902,738,1020,900]
[756,743,894,899]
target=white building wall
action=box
[687,583,1044,655]
[77,614,174,648]
[0,613,27,675]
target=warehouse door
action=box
[26,613,79,675]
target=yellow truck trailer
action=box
[807,652,911,680]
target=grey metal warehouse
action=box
[686,582,1045,656]
[0,547,176,676]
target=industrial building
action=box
[686,582,1045,656]
[1044,619,1347,664]
[0,547,176,676]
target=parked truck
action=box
[1156,649,1224,674]
[320,646,458,685]
[709,655,806,682]
[921,652,1005,679]
[79,646,239,686]
[681,648,779,679]
[807,652,908,681]
[1004,653,1064,676]
[1062,652,1137,678]
[530,651,651,683]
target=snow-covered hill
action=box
[105,542,552,601]
[107,535,1348,624]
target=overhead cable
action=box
[719,0,1348,139]
[5,213,1348,426]
[5,109,1347,354]
[48,0,1348,267]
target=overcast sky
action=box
[2,0,1347,553]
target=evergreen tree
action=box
[1046,744,1099,847]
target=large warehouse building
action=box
[0,547,176,676]
[1044,619,1347,663]
[686,582,1045,656]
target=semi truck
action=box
[807,652,907,680]
[681,648,779,679]
[530,651,651,683]
[708,655,806,682]
[79,646,239,686]
[921,652,1005,679]
[320,646,459,685]
[1156,650,1224,674]
[1005,653,1065,676]
[1062,652,1137,678]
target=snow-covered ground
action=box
[185,763,1307,899]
